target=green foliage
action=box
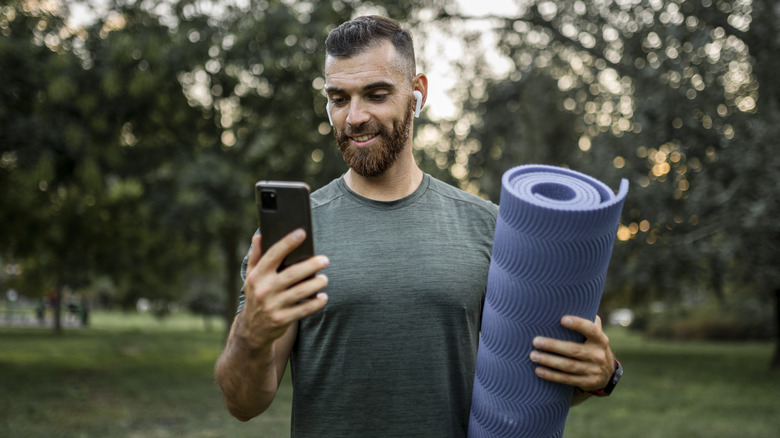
[0,2,209,325]
[2,0,778,345]
[0,0,427,332]
[432,0,780,343]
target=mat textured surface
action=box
[468,165,628,437]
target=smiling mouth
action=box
[352,133,377,142]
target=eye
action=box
[369,93,388,102]
[330,96,347,106]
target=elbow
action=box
[214,338,278,422]
[228,406,258,423]
[215,375,273,422]
[216,372,273,422]
[224,398,270,422]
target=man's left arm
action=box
[528,315,619,405]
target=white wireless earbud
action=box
[326,102,333,126]
[413,90,423,118]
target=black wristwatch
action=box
[588,359,622,397]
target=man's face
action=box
[325,41,415,177]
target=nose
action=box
[346,100,370,127]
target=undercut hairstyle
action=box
[325,15,416,80]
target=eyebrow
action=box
[325,81,396,95]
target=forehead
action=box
[325,42,406,92]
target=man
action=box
[215,15,617,436]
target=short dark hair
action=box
[325,16,416,79]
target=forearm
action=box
[215,230,325,420]
[214,315,282,421]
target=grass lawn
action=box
[0,312,291,438]
[564,329,780,437]
[1,311,778,437]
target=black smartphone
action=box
[255,180,315,271]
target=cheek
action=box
[382,105,409,128]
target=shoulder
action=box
[425,175,498,220]
[310,178,345,210]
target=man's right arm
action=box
[214,230,329,421]
[214,311,298,421]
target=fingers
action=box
[246,228,324,288]
[533,317,607,358]
[277,269,330,306]
[529,315,614,391]
[560,316,606,343]
[256,228,307,274]
[529,339,609,390]
[529,353,596,388]
[243,228,330,330]
[273,287,329,324]
[531,335,591,363]
[275,253,330,293]
[248,253,330,308]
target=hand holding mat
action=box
[468,165,628,438]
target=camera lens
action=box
[261,190,277,211]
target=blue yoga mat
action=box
[468,165,628,438]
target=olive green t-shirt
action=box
[287,174,497,437]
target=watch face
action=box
[605,361,623,394]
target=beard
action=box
[335,99,414,177]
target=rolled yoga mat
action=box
[468,165,628,438]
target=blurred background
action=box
[1,0,778,436]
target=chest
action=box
[311,206,493,320]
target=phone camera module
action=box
[261,190,277,211]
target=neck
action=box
[344,150,423,201]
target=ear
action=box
[412,73,428,119]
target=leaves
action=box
[444,0,780,331]
[3,0,776,340]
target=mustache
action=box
[344,122,382,137]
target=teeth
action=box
[354,134,374,142]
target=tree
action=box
[0,1,207,330]
[426,0,779,360]
[12,0,774,359]
[1,3,110,332]
[0,0,436,335]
